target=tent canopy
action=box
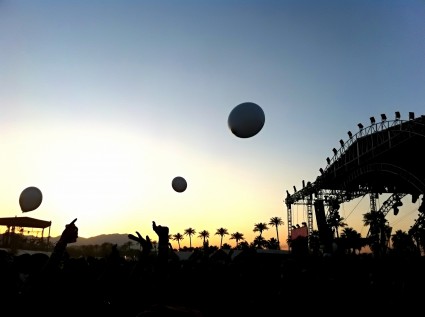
[0,216,51,229]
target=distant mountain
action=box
[50,233,132,246]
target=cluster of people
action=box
[1,218,424,316]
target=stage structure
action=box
[285,112,425,254]
[0,216,52,247]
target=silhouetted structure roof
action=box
[0,216,51,229]
[286,114,425,204]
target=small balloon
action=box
[19,186,43,212]
[228,102,265,138]
[172,176,187,193]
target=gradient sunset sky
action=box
[1,0,424,249]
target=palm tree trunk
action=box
[275,227,280,245]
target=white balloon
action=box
[172,176,187,193]
[228,102,265,138]
[19,186,43,212]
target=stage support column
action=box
[314,199,333,254]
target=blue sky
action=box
[0,0,424,248]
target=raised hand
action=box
[152,221,170,262]
[128,231,152,255]
[59,218,78,244]
[44,218,79,271]
[152,221,169,242]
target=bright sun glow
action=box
[0,121,158,235]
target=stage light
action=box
[381,114,387,121]
[412,194,419,204]
[347,131,353,139]
[332,148,338,155]
[319,168,324,174]
[409,112,415,120]
[302,180,305,188]
[286,190,290,197]
[370,116,376,124]
[393,207,399,216]
[358,123,364,129]
[339,139,344,147]
[326,157,331,164]
[395,111,400,120]
[293,186,297,193]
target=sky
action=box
[0,0,424,250]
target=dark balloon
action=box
[228,102,265,138]
[172,176,187,193]
[19,186,43,212]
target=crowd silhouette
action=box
[0,218,424,316]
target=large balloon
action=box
[228,102,265,138]
[172,176,187,193]
[19,186,43,212]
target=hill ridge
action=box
[49,233,131,246]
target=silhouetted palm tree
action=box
[327,211,347,238]
[184,227,196,249]
[269,217,284,249]
[363,210,390,255]
[239,241,251,250]
[253,222,269,238]
[198,230,210,247]
[339,227,364,254]
[230,232,245,248]
[391,229,417,256]
[221,243,232,250]
[253,235,266,249]
[266,237,280,250]
[215,227,229,248]
[172,233,184,250]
